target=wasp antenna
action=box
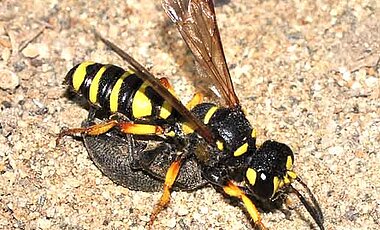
[289,177,324,230]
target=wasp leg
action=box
[223,181,267,230]
[159,77,177,97]
[149,157,183,227]
[57,120,164,145]
[186,92,204,110]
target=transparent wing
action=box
[162,0,240,107]
[94,31,215,144]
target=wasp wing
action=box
[162,0,240,107]
[94,31,215,144]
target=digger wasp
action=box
[58,0,324,229]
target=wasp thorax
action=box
[245,140,297,199]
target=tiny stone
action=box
[1,100,12,108]
[312,82,322,92]
[66,177,81,188]
[0,69,19,90]
[17,120,28,128]
[335,31,343,39]
[351,81,361,90]
[139,215,150,222]
[328,146,344,155]
[304,61,311,71]
[339,67,351,81]
[41,63,51,72]
[61,47,74,61]
[7,202,13,211]
[2,48,11,61]
[13,61,26,72]
[22,43,40,58]
[365,76,378,88]
[164,217,177,228]
[356,68,366,79]
[177,206,189,216]
[330,8,338,16]
[46,207,56,218]
[37,217,52,229]
[0,162,5,173]
[102,191,111,200]
[199,206,208,214]
[37,43,50,59]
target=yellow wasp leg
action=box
[119,123,164,135]
[223,181,267,230]
[159,77,177,97]
[149,159,182,228]
[57,120,164,145]
[186,92,204,110]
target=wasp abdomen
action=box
[65,62,175,120]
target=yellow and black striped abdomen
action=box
[65,61,174,120]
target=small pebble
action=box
[351,81,361,90]
[328,146,344,155]
[65,177,81,188]
[177,206,189,216]
[139,215,150,222]
[61,47,74,61]
[37,217,52,229]
[22,43,40,58]
[365,76,378,88]
[199,206,209,214]
[2,48,11,61]
[338,67,351,81]
[164,217,177,228]
[0,69,19,90]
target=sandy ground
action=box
[1,0,379,229]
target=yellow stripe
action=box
[272,176,280,197]
[246,168,257,185]
[159,101,172,119]
[132,83,152,118]
[204,106,218,124]
[287,170,297,179]
[279,180,285,189]
[89,66,107,104]
[251,128,257,138]
[123,124,161,135]
[284,176,291,184]
[72,61,94,91]
[182,122,195,134]
[234,142,248,157]
[216,140,224,151]
[166,130,176,137]
[109,70,134,113]
[286,155,293,170]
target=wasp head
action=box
[245,140,296,200]
[244,140,325,229]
